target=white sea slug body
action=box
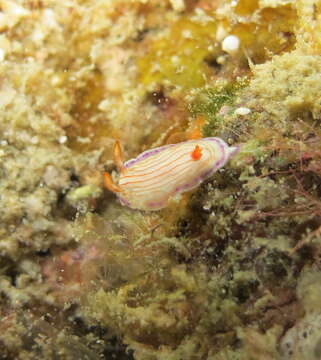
[103,138,239,211]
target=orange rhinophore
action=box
[103,172,122,193]
[113,140,125,173]
[191,145,202,160]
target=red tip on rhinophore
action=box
[191,145,202,160]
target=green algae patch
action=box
[67,184,102,202]
[137,15,217,89]
[188,80,249,140]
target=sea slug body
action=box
[104,138,239,211]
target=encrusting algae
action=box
[0,0,321,359]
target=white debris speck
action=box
[24,195,44,215]
[58,135,68,144]
[216,55,226,65]
[151,62,161,72]
[43,9,58,29]
[30,136,39,144]
[77,136,90,144]
[219,105,231,116]
[182,29,192,39]
[0,140,8,146]
[32,29,45,42]
[216,25,227,42]
[51,75,63,86]
[8,2,29,16]
[0,86,16,109]
[0,48,5,61]
[0,34,10,57]
[171,55,180,64]
[222,35,240,55]
[169,0,185,12]
[260,0,292,8]
[2,1,30,28]
[98,99,111,112]
[0,13,7,31]
[203,203,211,211]
[191,8,214,24]
[235,107,251,116]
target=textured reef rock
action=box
[0,0,321,359]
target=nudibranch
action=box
[103,138,239,211]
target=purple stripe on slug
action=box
[118,195,131,207]
[124,143,176,169]
[174,174,203,194]
[146,200,167,209]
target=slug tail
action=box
[227,145,240,157]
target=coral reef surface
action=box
[0,0,320,359]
